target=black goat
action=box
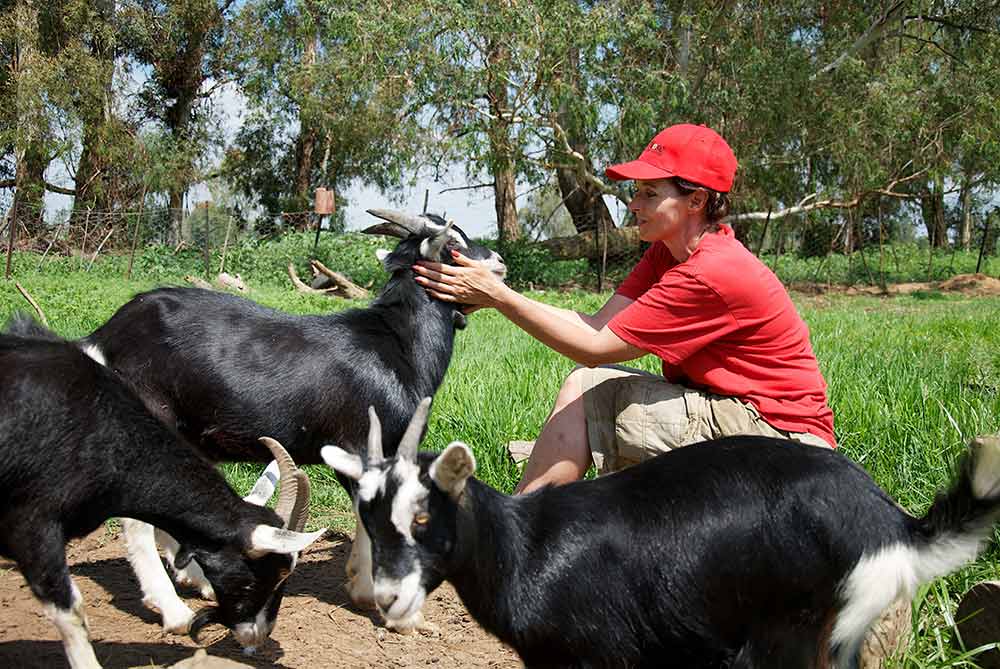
[324,400,1000,669]
[79,209,505,628]
[0,323,325,669]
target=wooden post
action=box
[4,198,16,280]
[755,205,772,255]
[196,201,211,279]
[976,212,992,275]
[126,194,147,280]
[313,188,335,253]
[219,213,234,275]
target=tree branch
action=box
[812,0,907,79]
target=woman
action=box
[413,123,835,495]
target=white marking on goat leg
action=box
[80,344,106,367]
[41,580,101,669]
[346,504,376,609]
[155,528,215,601]
[390,458,428,544]
[121,518,195,633]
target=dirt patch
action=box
[0,528,521,669]
[788,273,1000,298]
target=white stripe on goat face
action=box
[390,458,428,544]
[358,468,387,504]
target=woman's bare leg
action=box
[515,368,593,495]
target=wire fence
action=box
[2,199,997,290]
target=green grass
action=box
[2,247,999,666]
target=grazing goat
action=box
[323,400,1000,669]
[0,323,325,669]
[79,209,505,629]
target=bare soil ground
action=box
[787,272,1000,297]
[0,528,522,669]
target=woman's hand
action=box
[413,250,508,308]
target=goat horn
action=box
[188,605,219,641]
[258,437,304,530]
[398,397,432,462]
[423,218,456,259]
[288,469,311,533]
[365,209,428,237]
[367,406,384,465]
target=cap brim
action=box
[605,160,675,182]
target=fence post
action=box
[4,198,16,280]
[976,213,992,275]
[203,203,211,279]
[219,212,234,274]
[126,194,147,280]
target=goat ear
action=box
[375,248,392,269]
[247,526,326,557]
[321,445,364,481]
[430,442,476,499]
[243,460,280,506]
[174,545,196,570]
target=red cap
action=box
[605,124,738,193]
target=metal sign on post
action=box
[313,188,335,252]
[314,188,335,215]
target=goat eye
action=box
[413,512,430,526]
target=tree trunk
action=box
[553,46,615,236]
[492,165,520,242]
[556,167,616,235]
[293,25,319,219]
[14,142,47,236]
[72,0,116,215]
[541,226,642,260]
[921,175,948,248]
[486,38,520,243]
[959,176,972,251]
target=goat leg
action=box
[345,506,376,609]
[121,518,196,633]
[155,528,216,601]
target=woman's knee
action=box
[553,366,589,410]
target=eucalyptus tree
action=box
[118,0,237,240]
[0,0,81,232]
[228,0,429,231]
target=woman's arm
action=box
[413,252,645,366]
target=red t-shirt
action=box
[608,225,836,447]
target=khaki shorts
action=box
[581,365,832,474]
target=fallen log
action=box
[540,226,642,261]
[310,259,369,299]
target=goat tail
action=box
[830,435,1000,667]
[910,434,1000,582]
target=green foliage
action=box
[488,239,588,290]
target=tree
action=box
[120,0,237,241]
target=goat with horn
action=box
[0,320,325,668]
[75,208,505,633]
[324,400,1000,668]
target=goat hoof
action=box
[160,606,196,635]
[386,612,439,637]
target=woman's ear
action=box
[688,188,709,213]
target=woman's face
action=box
[628,178,693,244]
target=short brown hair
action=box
[674,178,731,229]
